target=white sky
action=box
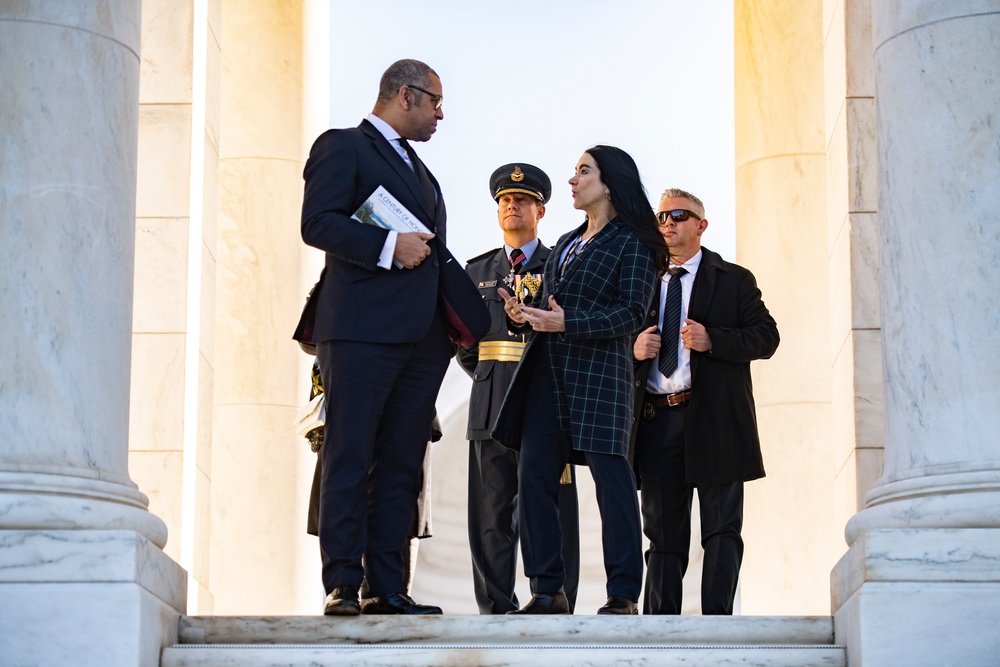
[326,0,736,266]
[324,1,736,417]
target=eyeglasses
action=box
[406,84,443,110]
[657,209,701,225]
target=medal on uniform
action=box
[519,274,541,302]
[504,271,542,303]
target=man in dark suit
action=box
[631,188,779,615]
[300,59,453,616]
[457,163,580,614]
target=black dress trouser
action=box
[468,438,580,613]
[516,345,643,603]
[316,312,451,596]
[634,402,744,614]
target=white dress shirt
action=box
[365,113,409,269]
[646,249,703,395]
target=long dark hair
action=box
[587,145,669,276]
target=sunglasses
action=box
[657,209,701,225]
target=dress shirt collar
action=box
[366,113,401,142]
[503,238,540,266]
[663,248,704,283]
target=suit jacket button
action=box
[433,260,440,267]
[634,380,641,387]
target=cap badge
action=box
[511,166,524,182]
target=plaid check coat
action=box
[492,217,658,458]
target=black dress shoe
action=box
[361,593,442,615]
[506,589,571,615]
[324,585,361,616]
[597,595,638,615]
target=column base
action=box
[832,528,1000,666]
[0,468,169,547]
[0,530,187,667]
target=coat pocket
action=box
[468,360,496,431]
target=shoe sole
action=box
[324,606,361,616]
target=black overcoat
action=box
[631,247,779,483]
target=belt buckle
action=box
[667,391,689,406]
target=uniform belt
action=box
[648,390,691,408]
[478,340,526,362]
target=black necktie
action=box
[509,248,525,273]
[397,138,436,214]
[658,268,688,378]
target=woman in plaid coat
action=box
[493,145,668,615]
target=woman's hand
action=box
[520,295,566,332]
[498,288,527,325]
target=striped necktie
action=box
[658,268,688,378]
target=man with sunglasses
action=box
[630,188,779,615]
[300,59,454,616]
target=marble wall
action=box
[130,0,220,613]
[822,0,885,542]
[734,0,842,614]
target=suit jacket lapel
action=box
[360,120,436,223]
[688,247,720,323]
[688,247,721,380]
[492,249,509,281]
[547,225,582,291]
[524,242,549,274]
[555,219,620,288]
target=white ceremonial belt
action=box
[478,340,526,362]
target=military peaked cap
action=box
[489,162,551,204]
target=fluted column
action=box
[833,2,1000,664]
[0,2,185,665]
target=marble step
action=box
[162,644,845,666]
[177,614,835,645]
[163,615,845,666]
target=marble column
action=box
[129,0,220,614]
[0,2,185,665]
[734,0,841,614]
[832,2,1000,665]
[209,0,322,613]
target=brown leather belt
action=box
[649,390,691,408]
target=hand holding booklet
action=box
[295,184,489,349]
[352,185,430,268]
[350,185,490,347]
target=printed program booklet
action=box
[352,185,430,268]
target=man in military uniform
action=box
[457,163,580,614]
